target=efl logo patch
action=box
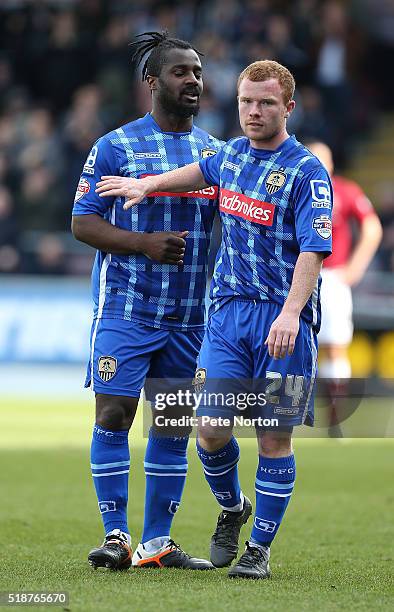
[312,214,332,239]
[99,501,116,514]
[74,177,90,202]
[201,147,217,158]
[219,189,275,226]
[192,367,207,393]
[141,174,218,200]
[168,500,180,515]
[265,170,287,195]
[98,356,117,382]
[254,517,277,533]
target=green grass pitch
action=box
[0,398,393,611]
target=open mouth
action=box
[182,92,200,103]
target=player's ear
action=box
[146,75,157,91]
[284,99,296,118]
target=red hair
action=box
[238,60,295,104]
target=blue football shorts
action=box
[85,318,204,398]
[196,299,318,427]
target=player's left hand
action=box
[265,310,300,359]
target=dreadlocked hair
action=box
[129,30,203,81]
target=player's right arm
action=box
[266,163,333,359]
[71,137,187,264]
[72,215,187,263]
[96,147,223,210]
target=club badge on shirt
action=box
[265,170,287,194]
[201,148,217,158]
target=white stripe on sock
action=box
[92,469,130,477]
[255,487,292,498]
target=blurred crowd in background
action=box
[1,0,394,276]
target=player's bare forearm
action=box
[283,251,325,316]
[95,162,208,210]
[71,214,188,264]
[265,252,324,359]
[342,215,382,286]
[139,162,208,195]
[72,214,144,254]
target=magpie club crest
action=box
[192,367,207,392]
[265,170,287,195]
[98,356,117,382]
[201,148,217,159]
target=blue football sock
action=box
[90,424,130,536]
[250,454,296,547]
[142,430,188,543]
[197,436,243,511]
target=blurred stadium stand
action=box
[0,0,393,377]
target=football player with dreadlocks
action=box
[72,31,223,571]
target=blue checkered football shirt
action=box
[199,135,333,330]
[72,113,223,329]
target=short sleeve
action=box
[292,165,333,256]
[199,146,224,186]
[72,136,119,217]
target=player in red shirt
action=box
[307,142,382,433]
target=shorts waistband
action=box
[231,297,264,303]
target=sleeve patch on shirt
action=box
[74,177,91,202]
[310,179,331,205]
[312,214,332,239]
